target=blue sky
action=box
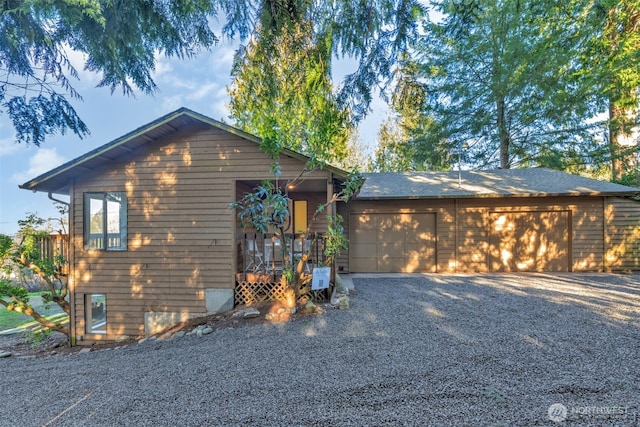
[0,39,388,236]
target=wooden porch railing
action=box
[235,232,331,306]
[239,232,327,275]
[34,234,69,275]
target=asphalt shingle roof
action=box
[357,168,640,199]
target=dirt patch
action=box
[0,300,329,358]
[0,330,68,357]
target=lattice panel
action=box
[235,280,289,306]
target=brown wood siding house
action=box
[19,108,344,345]
[19,108,640,344]
[338,170,640,274]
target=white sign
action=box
[311,267,331,290]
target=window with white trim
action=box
[84,192,127,250]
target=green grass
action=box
[0,308,33,330]
[0,292,67,332]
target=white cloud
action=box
[159,95,185,113]
[211,87,231,120]
[64,46,101,88]
[0,136,19,156]
[187,82,221,101]
[153,54,175,79]
[11,148,65,183]
[0,119,20,156]
[207,44,237,73]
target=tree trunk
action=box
[609,97,638,180]
[605,4,639,180]
[496,96,510,168]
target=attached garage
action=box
[350,212,436,273]
[339,168,640,274]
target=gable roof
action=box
[19,107,348,195]
[358,168,640,199]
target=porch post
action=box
[68,179,76,346]
[327,173,336,284]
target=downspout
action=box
[48,192,70,207]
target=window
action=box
[286,199,308,233]
[85,294,106,334]
[84,192,127,250]
[293,200,308,233]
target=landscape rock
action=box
[337,296,349,310]
[335,274,349,296]
[172,331,186,339]
[0,350,12,358]
[138,336,156,344]
[243,308,261,318]
[303,301,322,314]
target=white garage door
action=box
[349,212,436,273]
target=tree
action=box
[2,0,425,147]
[577,0,640,180]
[372,59,454,172]
[408,0,598,170]
[1,0,218,145]
[224,0,426,121]
[228,19,352,165]
[0,211,69,336]
[337,132,373,172]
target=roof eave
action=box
[355,191,640,200]
[19,107,351,193]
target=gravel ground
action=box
[1,273,639,426]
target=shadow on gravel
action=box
[1,273,638,426]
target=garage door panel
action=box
[378,225,405,241]
[351,257,378,272]
[489,211,568,272]
[378,256,408,272]
[406,244,435,256]
[350,212,436,273]
[352,228,377,244]
[350,243,377,258]
[407,231,435,245]
[377,214,397,230]
[378,242,405,257]
[406,246,436,272]
[407,215,436,239]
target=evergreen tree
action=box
[407,0,597,169]
[2,0,425,147]
[228,19,351,165]
[373,58,454,171]
[1,0,219,145]
[578,0,640,180]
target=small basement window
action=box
[86,294,106,334]
[84,192,127,250]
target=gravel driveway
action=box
[1,273,639,426]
